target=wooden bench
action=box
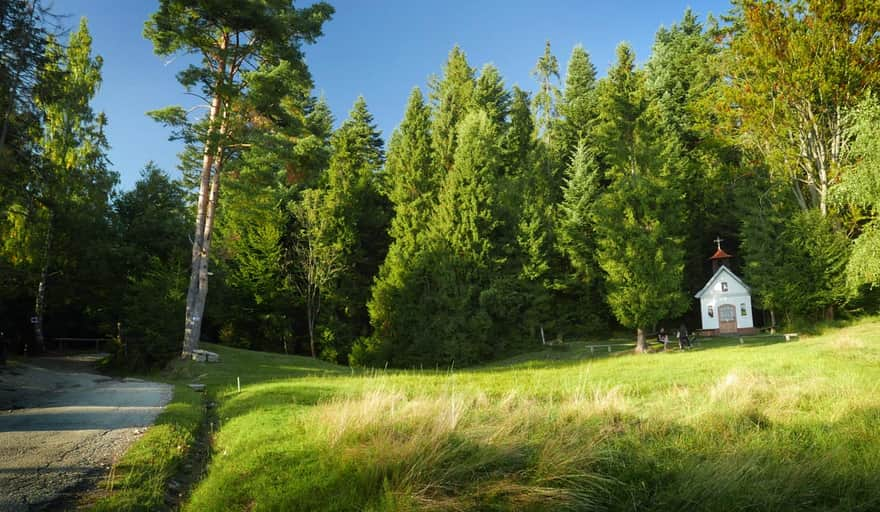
[784,333,799,341]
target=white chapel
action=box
[694,240,756,335]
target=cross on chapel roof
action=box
[709,237,732,260]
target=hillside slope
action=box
[185,321,880,511]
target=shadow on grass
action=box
[220,382,341,419]
[477,334,798,374]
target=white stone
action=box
[191,349,221,363]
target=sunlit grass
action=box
[177,318,880,511]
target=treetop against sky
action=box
[51,0,731,190]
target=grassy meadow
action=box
[137,321,880,510]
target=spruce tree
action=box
[473,64,510,127]
[558,139,601,283]
[593,43,643,176]
[365,88,436,364]
[531,40,562,144]
[318,96,388,361]
[591,45,689,352]
[430,46,475,173]
[557,44,598,159]
[427,110,502,363]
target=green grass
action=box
[89,385,203,511]
[87,344,343,511]
[91,322,880,511]
[177,320,880,511]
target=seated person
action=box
[657,328,669,350]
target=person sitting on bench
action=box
[657,328,670,351]
[677,323,691,349]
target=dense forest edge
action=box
[2,0,880,371]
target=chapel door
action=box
[718,304,737,334]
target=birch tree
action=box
[720,0,880,216]
[29,19,113,353]
[290,189,344,359]
[145,0,333,356]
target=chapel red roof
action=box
[709,247,732,260]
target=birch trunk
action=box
[31,213,52,355]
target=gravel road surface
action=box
[0,355,173,511]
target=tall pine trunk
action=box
[182,44,227,357]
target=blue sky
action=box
[52,0,733,190]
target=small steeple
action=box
[709,237,732,273]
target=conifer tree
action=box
[591,45,689,352]
[531,40,562,144]
[27,19,116,353]
[558,139,601,283]
[366,88,435,364]
[430,46,475,173]
[427,110,502,363]
[473,64,510,127]
[503,87,535,172]
[644,9,733,296]
[318,96,387,361]
[557,44,597,159]
[145,0,333,356]
[593,43,643,176]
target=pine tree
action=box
[145,0,334,356]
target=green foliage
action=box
[473,64,510,127]
[740,178,850,324]
[531,40,562,144]
[839,96,880,290]
[556,44,597,159]
[110,165,189,370]
[317,97,389,361]
[720,0,880,215]
[430,46,475,173]
[558,139,601,283]
[593,173,688,333]
[367,88,437,364]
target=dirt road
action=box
[0,355,173,511]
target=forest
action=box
[1,0,879,369]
